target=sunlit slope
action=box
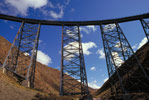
[0,36,95,99]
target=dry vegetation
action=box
[0,69,39,100]
[0,69,77,100]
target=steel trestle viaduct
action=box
[0,13,149,100]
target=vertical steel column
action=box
[2,22,24,73]
[140,19,149,41]
[27,24,41,88]
[100,23,149,99]
[60,25,89,96]
[60,24,64,96]
[2,22,40,88]
[78,25,89,96]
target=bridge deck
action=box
[0,13,149,26]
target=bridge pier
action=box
[60,25,89,96]
[2,22,40,88]
[100,23,149,100]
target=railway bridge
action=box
[0,13,149,100]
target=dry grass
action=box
[0,69,77,100]
[0,69,39,100]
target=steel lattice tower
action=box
[2,22,40,88]
[140,18,149,41]
[100,23,149,99]
[60,25,89,96]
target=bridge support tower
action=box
[100,23,149,99]
[60,25,89,97]
[2,22,40,88]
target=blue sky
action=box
[0,0,149,89]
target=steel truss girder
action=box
[2,22,40,88]
[140,19,149,41]
[60,25,89,96]
[100,23,149,100]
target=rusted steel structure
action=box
[0,13,149,99]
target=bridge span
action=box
[0,13,149,26]
[0,13,149,100]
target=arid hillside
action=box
[0,36,95,100]
[94,42,149,99]
[0,69,78,100]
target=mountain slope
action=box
[0,69,40,100]
[94,43,149,99]
[0,36,95,99]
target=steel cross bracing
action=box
[140,18,149,41]
[2,22,40,88]
[60,25,89,96]
[100,23,149,100]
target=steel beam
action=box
[0,13,149,26]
